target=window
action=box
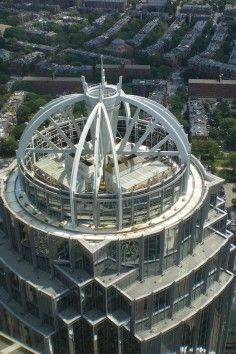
[163,186,174,212]
[144,235,160,262]
[0,264,6,289]
[82,282,105,314]
[165,226,178,255]
[135,298,148,320]
[182,218,192,242]
[175,278,189,301]
[26,284,38,317]
[154,289,170,313]
[194,267,205,289]
[121,240,139,267]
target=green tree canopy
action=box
[167,95,183,112]
[17,105,32,124]
[225,126,236,150]
[0,137,18,157]
[4,26,25,41]
[0,72,9,84]
[227,152,236,171]
[12,124,25,140]
[192,138,220,162]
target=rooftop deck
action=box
[1,160,205,241]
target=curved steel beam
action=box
[101,102,122,230]
[17,94,85,161]
[93,104,102,228]
[70,102,101,227]
[120,95,190,164]
[133,95,190,153]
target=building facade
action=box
[0,73,235,354]
[188,79,236,100]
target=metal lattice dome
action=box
[17,71,191,231]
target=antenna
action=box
[101,55,106,88]
[81,76,88,94]
[117,76,123,94]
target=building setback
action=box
[0,74,235,354]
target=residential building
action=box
[164,20,207,66]
[146,0,168,11]
[34,61,93,79]
[142,19,184,57]
[63,48,132,64]
[10,51,45,75]
[132,79,160,97]
[188,99,208,138]
[229,40,236,66]
[201,22,228,59]
[95,64,151,79]
[188,55,236,80]
[0,49,12,63]
[84,0,127,10]
[105,39,133,57]
[180,4,213,15]
[188,79,236,100]
[85,15,130,50]
[0,91,25,139]
[127,18,160,48]
[22,76,84,95]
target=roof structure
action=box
[17,64,191,231]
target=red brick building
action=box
[188,79,236,100]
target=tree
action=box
[156,65,172,79]
[73,102,87,117]
[225,126,236,150]
[192,138,220,162]
[209,126,220,142]
[4,27,25,41]
[0,137,18,157]
[172,110,189,131]
[0,72,9,84]
[0,96,4,110]
[217,101,231,118]
[227,152,236,171]
[219,118,236,138]
[5,15,20,26]
[24,96,48,113]
[11,80,33,92]
[17,105,32,124]
[167,95,183,112]
[12,124,25,140]
[16,93,49,124]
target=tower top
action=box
[17,74,191,231]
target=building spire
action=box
[101,55,106,89]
